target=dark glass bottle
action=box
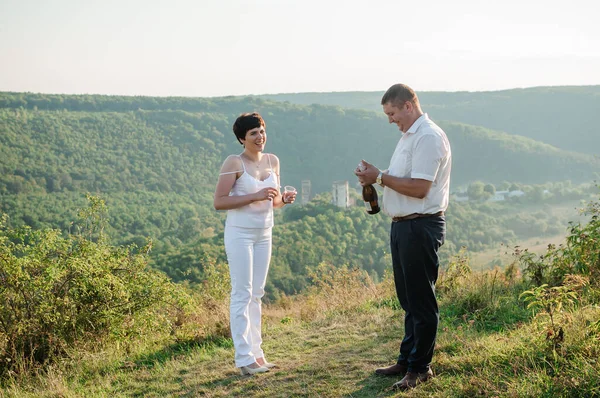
[362,184,380,214]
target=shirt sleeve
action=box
[411,133,447,182]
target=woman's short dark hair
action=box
[233,112,266,145]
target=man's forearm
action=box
[381,174,432,199]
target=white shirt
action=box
[382,114,451,217]
[224,154,279,229]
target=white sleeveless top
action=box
[223,154,279,229]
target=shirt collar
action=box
[405,113,429,135]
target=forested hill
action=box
[1,91,598,199]
[1,91,599,295]
[260,85,600,155]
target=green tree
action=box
[484,183,496,196]
[467,181,486,201]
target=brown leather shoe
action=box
[375,363,408,376]
[392,369,434,389]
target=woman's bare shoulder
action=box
[267,153,280,166]
[220,154,243,173]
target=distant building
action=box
[332,180,350,208]
[451,188,528,202]
[489,190,509,202]
[301,180,311,205]
[451,192,470,202]
[508,190,525,197]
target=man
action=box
[355,83,451,390]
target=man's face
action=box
[383,101,410,133]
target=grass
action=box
[4,195,600,397]
[2,294,599,397]
[2,261,600,397]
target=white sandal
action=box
[256,357,277,369]
[239,364,269,375]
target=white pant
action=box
[224,225,272,367]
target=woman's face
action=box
[241,126,266,152]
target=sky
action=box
[1,0,599,97]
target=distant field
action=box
[467,199,589,270]
[468,234,567,271]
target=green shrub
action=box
[517,193,600,288]
[0,196,183,376]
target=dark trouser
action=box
[390,215,445,373]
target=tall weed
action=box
[438,249,529,331]
[299,262,381,321]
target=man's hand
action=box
[354,160,379,186]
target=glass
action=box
[283,185,297,204]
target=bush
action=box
[0,196,183,376]
[516,194,600,288]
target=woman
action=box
[213,112,296,375]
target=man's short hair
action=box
[233,112,266,145]
[381,84,420,108]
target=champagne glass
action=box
[283,185,297,204]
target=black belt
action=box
[392,211,444,222]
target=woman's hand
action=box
[283,190,297,204]
[253,187,279,202]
